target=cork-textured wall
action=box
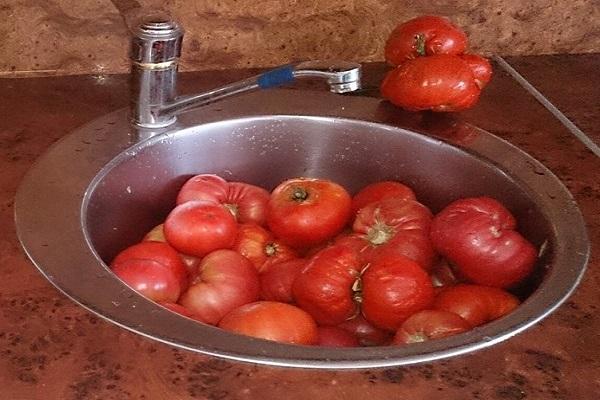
[1,0,599,76]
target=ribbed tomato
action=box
[430,197,537,288]
[178,249,260,325]
[176,174,270,226]
[433,284,520,326]
[381,54,481,112]
[294,244,434,331]
[292,244,362,325]
[352,198,436,272]
[385,15,468,66]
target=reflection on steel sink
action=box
[14,88,589,369]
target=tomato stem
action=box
[367,224,394,245]
[351,277,363,304]
[415,34,426,56]
[264,243,277,257]
[223,203,239,220]
[291,187,309,202]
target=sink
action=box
[14,89,589,368]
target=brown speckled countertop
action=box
[1,54,599,399]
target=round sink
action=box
[15,90,589,368]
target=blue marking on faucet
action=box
[257,65,296,89]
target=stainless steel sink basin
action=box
[15,89,589,369]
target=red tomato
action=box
[219,301,318,345]
[350,181,416,215]
[430,197,537,288]
[159,302,197,318]
[362,254,435,331]
[316,326,360,347]
[381,54,481,112]
[178,249,260,325]
[267,177,352,249]
[338,314,392,346]
[164,200,238,258]
[294,244,434,331]
[392,310,471,344]
[461,54,493,89]
[112,259,181,303]
[385,15,468,66]
[111,241,188,289]
[232,224,297,272]
[352,198,436,271]
[292,244,363,325]
[259,258,307,303]
[143,224,201,274]
[433,284,520,327]
[176,174,270,226]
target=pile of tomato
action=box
[381,15,493,112]
[110,174,538,347]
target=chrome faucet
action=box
[129,15,362,129]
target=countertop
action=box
[1,54,599,399]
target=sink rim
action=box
[14,89,590,369]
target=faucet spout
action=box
[129,15,362,129]
[156,61,362,120]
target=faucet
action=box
[130,15,362,129]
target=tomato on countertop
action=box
[385,15,468,66]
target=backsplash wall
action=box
[2,0,599,76]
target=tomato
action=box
[112,259,181,303]
[430,197,537,288]
[259,258,307,303]
[176,174,270,226]
[433,284,520,326]
[178,249,260,325]
[160,302,197,319]
[350,181,416,216]
[111,241,188,289]
[316,326,360,347]
[392,310,471,344]
[143,224,201,274]
[460,54,493,89]
[338,314,392,346]
[361,253,435,331]
[384,15,468,66]
[164,200,238,258]
[218,301,318,345]
[232,224,297,272]
[352,198,436,271]
[294,244,434,331]
[292,244,363,325]
[267,177,352,249]
[381,54,481,112]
